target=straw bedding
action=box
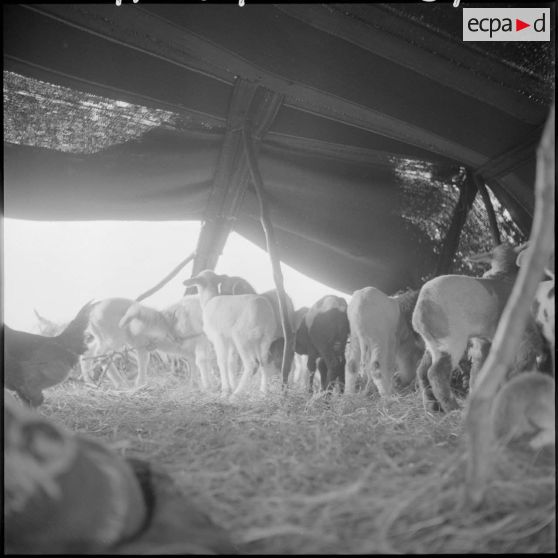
[38,367,555,554]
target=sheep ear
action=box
[182,276,201,287]
[514,241,530,254]
[516,249,527,268]
[215,274,230,283]
[465,249,494,264]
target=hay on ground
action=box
[35,369,555,554]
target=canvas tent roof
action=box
[3,2,555,295]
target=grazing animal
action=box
[490,372,555,449]
[117,301,183,388]
[157,296,217,390]
[295,295,350,393]
[183,270,278,396]
[345,287,423,396]
[219,277,297,383]
[218,274,298,384]
[260,289,296,377]
[84,297,215,390]
[412,243,543,413]
[5,301,94,407]
[291,353,310,390]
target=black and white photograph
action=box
[3,1,555,554]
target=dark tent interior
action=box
[3,2,555,296]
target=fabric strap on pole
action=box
[473,174,501,245]
[242,123,295,388]
[135,250,196,303]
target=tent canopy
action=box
[3,3,555,294]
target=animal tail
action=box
[56,300,96,355]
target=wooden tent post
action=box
[464,105,555,507]
[473,174,501,245]
[242,124,295,389]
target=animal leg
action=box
[133,350,150,388]
[232,351,258,396]
[259,359,275,395]
[317,358,328,391]
[344,334,361,394]
[79,355,96,385]
[212,337,232,396]
[226,347,240,392]
[417,351,441,412]
[395,337,421,391]
[427,351,460,412]
[364,345,391,396]
[106,362,128,388]
[321,351,344,393]
[194,343,211,391]
[306,352,318,394]
[469,339,491,392]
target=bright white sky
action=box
[3,218,348,331]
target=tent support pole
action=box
[435,171,479,276]
[473,174,501,245]
[242,124,295,390]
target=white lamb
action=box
[345,287,422,396]
[183,270,278,396]
[83,297,215,390]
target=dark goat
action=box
[295,295,350,393]
[5,301,94,407]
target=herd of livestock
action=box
[4,239,555,554]
[5,240,555,446]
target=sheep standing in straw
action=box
[183,270,278,396]
[412,243,543,413]
[345,287,422,396]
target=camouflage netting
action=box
[395,158,524,282]
[3,71,526,285]
[3,72,223,154]
[382,2,555,104]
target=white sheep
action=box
[183,270,278,396]
[217,276,297,389]
[84,297,215,390]
[154,296,217,390]
[345,287,422,396]
[412,243,543,413]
